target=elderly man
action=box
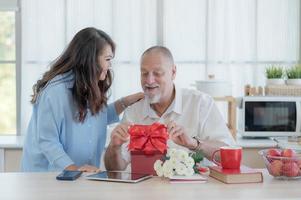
[104,46,235,170]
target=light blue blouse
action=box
[21,71,119,172]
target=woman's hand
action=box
[115,92,144,114]
[65,164,100,173]
[123,92,144,107]
[65,164,79,171]
[78,165,101,173]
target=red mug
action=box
[211,146,242,169]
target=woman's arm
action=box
[36,94,75,170]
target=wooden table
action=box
[0,170,300,200]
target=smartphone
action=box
[56,170,83,181]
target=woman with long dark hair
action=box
[21,27,143,172]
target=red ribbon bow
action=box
[128,123,168,154]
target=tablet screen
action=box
[86,171,152,183]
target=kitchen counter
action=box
[236,135,277,148]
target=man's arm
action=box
[167,121,227,160]
[192,97,235,160]
[104,123,130,171]
[104,144,128,171]
[191,138,227,160]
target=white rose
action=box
[162,160,175,178]
[170,150,179,160]
[164,170,174,179]
[166,148,177,158]
[162,148,197,178]
[156,167,164,177]
[162,160,173,172]
[184,157,195,168]
[154,160,163,171]
[169,157,179,167]
[175,162,187,176]
[184,167,195,176]
[174,149,189,161]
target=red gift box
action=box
[128,123,168,175]
[131,150,165,175]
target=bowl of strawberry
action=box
[259,148,301,179]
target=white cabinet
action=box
[0,149,4,172]
[0,148,22,172]
[0,136,24,172]
[242,148,266,168]
[5,149,22,172]
[237,136,277,168]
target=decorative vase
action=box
[193,80,231,97]
[266,79,285,86]
[286,79,301,85]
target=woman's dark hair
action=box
[31,27,115,122]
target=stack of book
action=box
[209,165,263,184]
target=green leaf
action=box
[286,65,301,79]
[189,150,204,163]
[193,165,199,174]
[163,155,170,161]
[265,65,283,79]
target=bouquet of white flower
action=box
[154,148,208,178]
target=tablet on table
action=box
[85,171,152,183]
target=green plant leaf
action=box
[286,65,301,79]
[189,150,204,163]
[265,65,283,79]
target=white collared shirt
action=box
[121,85,235,162]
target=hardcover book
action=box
[169,174,208,184]
[209,165,263,184]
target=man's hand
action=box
[167,121,197,150]
[110,123,131,148]
[105,123,130,171]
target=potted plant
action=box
[265,65,285,85]
[286,65,301,85]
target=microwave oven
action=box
[238,96,301,137]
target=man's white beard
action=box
[145,93,161,104]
